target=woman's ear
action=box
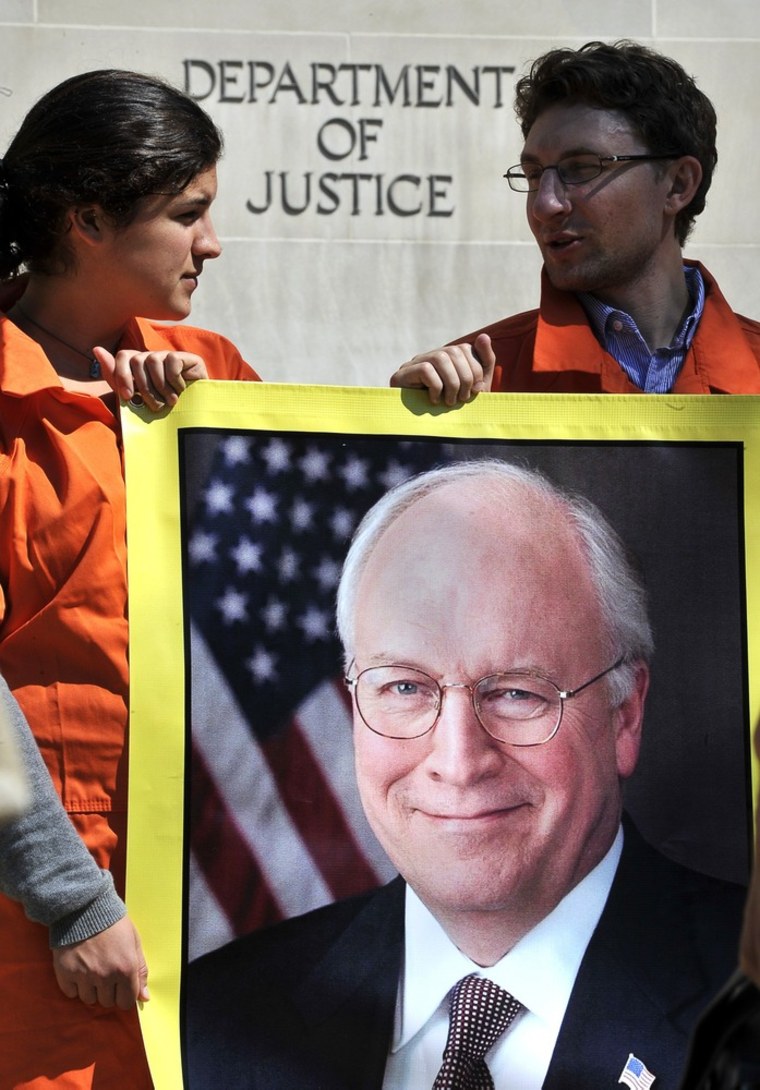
[67,205,105,245]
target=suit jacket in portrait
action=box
[185,822,745,1090]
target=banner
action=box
[123,384,760,1088]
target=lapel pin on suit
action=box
[619,1053,657,1088]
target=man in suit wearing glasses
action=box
[187,459,745,1090]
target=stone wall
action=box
[1,1,758,384]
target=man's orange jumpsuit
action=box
[462,262,760,394]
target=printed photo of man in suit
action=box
[186,458,745,1090]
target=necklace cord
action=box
[14,305,102,379]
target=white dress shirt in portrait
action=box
[381,825,623,1090]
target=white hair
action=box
[335,459,653,706]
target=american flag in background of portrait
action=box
[182,430,452,961]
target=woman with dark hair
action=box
[0,69,258,1088]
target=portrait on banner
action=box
[176,426,751,1089]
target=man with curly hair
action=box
[390,41,760,403]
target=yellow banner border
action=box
[123,384,760,1089]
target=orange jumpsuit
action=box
[0,313,259,1089]
[461,261,760,394]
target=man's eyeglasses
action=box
[344,658,625,746]
[504,153,680,193]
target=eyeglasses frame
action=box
[503,153,681,193]
[344,656,626,746]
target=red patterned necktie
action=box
[431,973,523,1090]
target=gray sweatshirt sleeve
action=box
[0,675,126,947]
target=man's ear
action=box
[67,205,105,245]
[664,155,703,216]
[613,661,649,780]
